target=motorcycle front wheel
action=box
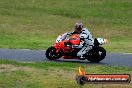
[45,46,62,60]
[86,46,106,63]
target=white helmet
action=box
[74,22,83,29]
[74,22,83,33]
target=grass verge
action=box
[0,0,131,52]
[0,59,132,88]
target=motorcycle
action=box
[46,32,108,63]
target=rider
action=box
[67,22,94,59]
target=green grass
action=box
[0,0,132,52]
[0,60,132,88]
[0,1,131,87]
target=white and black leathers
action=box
[67,28,94,58]
[77,28,94,58]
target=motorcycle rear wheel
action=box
[86,46,106,63]
[46,46,62,60]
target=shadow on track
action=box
[45,58,107,65]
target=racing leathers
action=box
[67,28,94,59]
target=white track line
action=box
[3,48,132,54]
[19,49,46,51]
[122,53,132,55]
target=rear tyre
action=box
[86,46,106,63]
[46,46,62,60]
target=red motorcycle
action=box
[46,32,108,62]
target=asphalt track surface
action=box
[0,49,132,67]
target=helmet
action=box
[74,22,83,29]
[74,22,83,33]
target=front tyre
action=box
[46,46,62,60]
[86,46,106,63]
